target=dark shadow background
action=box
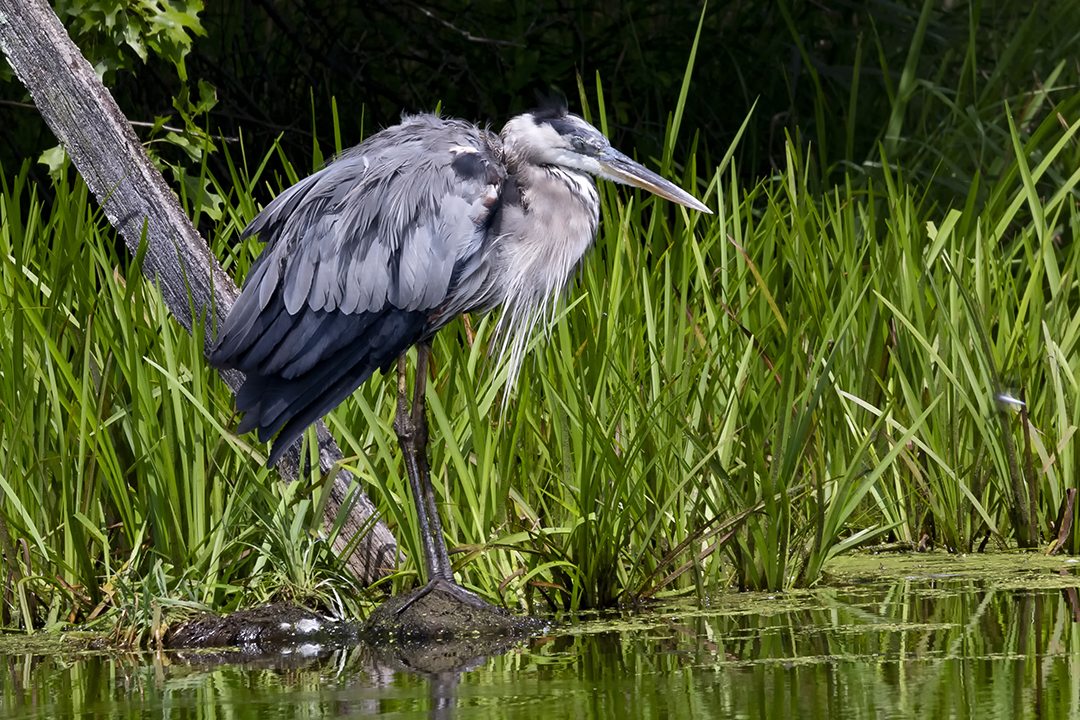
[0,1,1067,200]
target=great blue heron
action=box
[209,96,709,606]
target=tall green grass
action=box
[283,81,1080,608]
[3,26,1080,630]
[345,79,1080,605]
[0,162,365,636]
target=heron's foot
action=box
[395,578,495,616]
[364,577,543,643]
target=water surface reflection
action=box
[3,567,1079,719]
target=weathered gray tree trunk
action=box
[0,0,398,583]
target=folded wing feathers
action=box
[211,114,504,465]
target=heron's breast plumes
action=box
[492,165,600,390]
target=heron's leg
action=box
[409,342,455,581]
[394,343,453,583]
[392,345,492,615]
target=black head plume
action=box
[532,88,568,120]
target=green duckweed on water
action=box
[2,551,1078,719]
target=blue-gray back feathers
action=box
[210,115,508,465]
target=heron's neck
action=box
[501,162,598,285]
[490,161,600,386]
[511,161,599,246]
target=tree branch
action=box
[0,0,398,585]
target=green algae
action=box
[824,549,1080,589]
[2,552,1079,718]
[0,632,97,656]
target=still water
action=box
[3,554,1079,719]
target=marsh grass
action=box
[3,6,1080,630]
[0,161,367,635]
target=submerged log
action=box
[166,594,546,668]
[167,603,360,653]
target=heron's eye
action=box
[569,136,593,154]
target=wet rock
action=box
[362,584,547,644]
[166,603,360,653]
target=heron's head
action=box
[500,97,710,214]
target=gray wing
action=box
[209,114,505,465]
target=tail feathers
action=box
[273,311,377,378]
[234,347,375,441]
[264,362,380,467]
[223,308,427,467]
[209,261,279,367]
[212,286,388,383]
[209,294,286,370]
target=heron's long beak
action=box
[598,149,711,214]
